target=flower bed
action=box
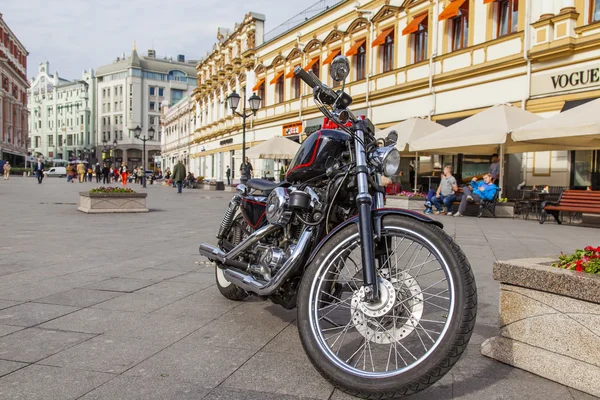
[78,188,147,213]
[553,246,600,275]
[89,186,136,193]
[481,257,600,397]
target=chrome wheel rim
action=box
[308,225,455,378]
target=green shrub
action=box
[89,187,136,193]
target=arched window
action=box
[168,70,187,82]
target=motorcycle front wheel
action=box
[297,215,477,398]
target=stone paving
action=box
[0,176,598,400]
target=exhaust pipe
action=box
[223,227,314,296]
[199,224,279,269]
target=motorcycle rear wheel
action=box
[215,215,248,301]
[297,215,477,398]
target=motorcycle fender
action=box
[306,208,442,265]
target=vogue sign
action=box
[532,64,600,96]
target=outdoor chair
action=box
[513,186,533,220]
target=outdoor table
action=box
[519,190,550,220]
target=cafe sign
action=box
[282,122,302,137]
[532,64,600,96]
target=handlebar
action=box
[293,66,321,90]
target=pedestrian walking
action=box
[77,162,86,183]
[172,159,186,194]
[3,161,11,180]
[113,167,119,183]
[33,158,45,184]
[94,163,102,183]
[66,164,74,183]
[239,157,253,185]
[102,163,110,184]
[226,165,231,185]
[87,166,93,182]
[137,167,144,185]
[119,162,128,186]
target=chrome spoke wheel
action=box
[308,225,454,377]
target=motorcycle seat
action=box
[245,179,281,193]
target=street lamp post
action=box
[226,88,261,172]
[133,125,155,188]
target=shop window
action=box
[592,0,600,23]
[451,3,469,51]
[497,0,518,37]
[258,84,265,106]
[311,60,320,80]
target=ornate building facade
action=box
[28,62,96,162]
[160,92,194,174]
[189,0,600,189]
[95,46,197,170]
[0,13,28,166]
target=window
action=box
[149,101,155,111]
[107,103,111,112]
[48,135,53,146]
[591,0,600,22]
[150,116,156,125]
[257,84,265,106]
[119,130,123,140]
[292,75,301,99]
[382,33,394,72]
[311,60,320,80]
[355,44,366,80]
[150,87,155,96]
[158,87,164,97]
[497,0,519,37]
[119,86,123,95]
[451,3,469,51]
[414,15,429,62]
[171,89,184,104]
[275,74,284,102]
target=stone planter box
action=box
[481,257,600,397]
[78,192,148,213]
[385,196,426,211]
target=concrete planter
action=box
[78,192,148,213]
[481,258,600,397]
[385,196,426,211]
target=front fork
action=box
[354,129,383,303]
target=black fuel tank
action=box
[286,129,350,183]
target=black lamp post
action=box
[226,88,261,166]
[133,125,155,188]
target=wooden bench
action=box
[540,190,600,224]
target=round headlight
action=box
[369,146,401,177]
[383,148,401,177]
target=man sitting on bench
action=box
[454,173,499,217]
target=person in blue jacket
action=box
[454,173,498,217]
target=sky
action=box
[3,0,312,81]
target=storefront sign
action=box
[220,138,233,145]
[532,64,600,96]
[128,157,141,162]
[282,122,302,136]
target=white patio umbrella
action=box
[377,117,445,192]
[512,98,600,148]
[246,136,301,160]
[409,104,545,192]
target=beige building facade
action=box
[188,0,600,191]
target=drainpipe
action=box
[521,0,533,185]
[428,0,440,120]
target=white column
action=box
[562,0,575,9]
[542,0,554,15]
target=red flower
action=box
[575,260,584,272]
[585,246,594,251]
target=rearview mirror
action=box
[330,56,350,83]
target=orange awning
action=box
[346,39,366,56]
[252,78,265,92]
[303,57,320,71]
[439,0,468,21]
[323,49,341,65]
[483,0,497,3]
[269,71,284,85]
[285,66,300,79]
[402,13,428,36]
[371,28,394,48]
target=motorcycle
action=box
[199,56,477,398]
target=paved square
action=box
[0,177,598,399]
